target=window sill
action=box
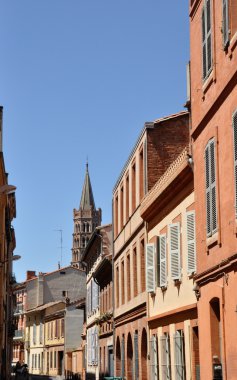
[202,71,214,97]
[206,232,219,250]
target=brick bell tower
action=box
[71,163,101,268]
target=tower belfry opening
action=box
[71,163,101,268]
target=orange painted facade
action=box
[190,0,237,379]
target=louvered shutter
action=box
[159,235,167,287]
[91,328,95,364]
[134,332,139,380]
[92,280,96,311]
[94,327,98,365]
[160,335,171,380]
[202,0,212,80]
[233,111,237,218]
[87,329,91,365]
[175,331,186,380]
[169,224,181,280]
[187,211,196,274]
[146,243,156,293]
[222,0,229,47]
[150,335,158,380]
[205,139,217,236]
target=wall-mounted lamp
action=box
[0,184,16,195]
[0,254,21,267]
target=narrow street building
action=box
[189,1,237,379]
[0,106,17,379]
[141,146,198,380]
[72,163,101,268]
[82,224,112,380]
[113,112,189,380]
[12,279,27,366]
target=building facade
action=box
[113,113,189,380]
[72,163,101,268]
[12,281,27,366]
[141,146,199,380]
[190,1,237,379]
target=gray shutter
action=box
[94,327,98,365]
[174,331,185,380]
[205,139,217,236]
[146,243,156,293]
[222,0,229,47]
[160,335,171,380]
[233,111,237,218]
[187,211,196,274]
[150,335,158,380]
[134,332,139,380]
[202,0,212,79]
[91,328,95,363]
[169,224,181,280]
[159,235,167,287]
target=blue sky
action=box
[0,1,189,282]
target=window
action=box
[133,247,138,297]
[140,239,145,293]
[121,260,125,305]
[160,334,171,380]
[33,322,36,345]
[120,185,124,230]
[61,319,64,338]
[114,195,118,237]
[54,351,57,368]
[205,139,218,236]
[116,266,119,307]
[174,330,186,380]
[202,0,212,80]
[127,254,131,301]
[134,332,139,380]
[233,110,237,218]
[39,320,43,344]
[150,335,158,380]
[169,223,181,280]
[126,174,130,221]
[186,211,197,274]
[139,148,144,201]
[132,162,136,212]
[146,244,155,293]
[159,235,167,287]
[222,0,229,48]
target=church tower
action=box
[71,163,101,268]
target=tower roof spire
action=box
[79,162,95,210]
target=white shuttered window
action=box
[233,110,237,218]
[202,0,212,80]
[146,243,156,293]
[159,235,167,287]
[205,139,218,237]
[169,223,181,280]
[186,211,196,274]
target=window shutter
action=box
[187,211,196,274]
[91,328,95,364]
[150,335,158,380]
[174,331,185,380]
[222,0,229,47]
[205,139,217,236]
[134,332,139,380]
[160,335,171,380]
[146,243,156,293]
[169,224,181,280]
[159,235,167,287]
[94,327,98,365]
[233,111,237,218]
[202,0,212,80]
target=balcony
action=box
[13,329,24,340]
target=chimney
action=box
[0,106,3,152]
[37,272,44,306]
[26,271,36,280]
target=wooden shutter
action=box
[150,335,158,380]
[205,139,217,236]
[174,331,185,380]
[222,0,229,47]
[146,243,156,293]
[160,335,171,380]
[159,235,167,287]
[169,224,181,280]
[202,0,212,80]
[187,211,196,274]
[233,111,237,218]
[134,332,139,380]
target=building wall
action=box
[25,312,44,374]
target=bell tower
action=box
[71,163,101,268]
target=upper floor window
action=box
[233,110,237,218]
[205,138,218,237]
[222,0,229,48]
[202,0,212,80]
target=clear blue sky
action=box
[0,1,189,282]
